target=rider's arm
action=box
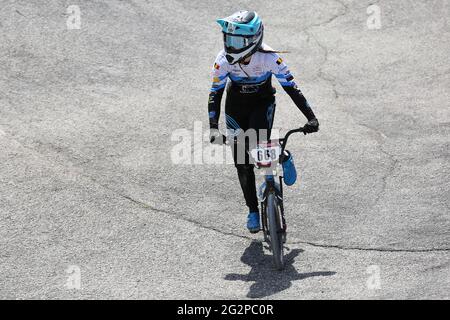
[268,54,317,121]
[208,54,229,129]
[208,89,224,129]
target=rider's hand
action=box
[209,128,222,144]
[303,118,319,134]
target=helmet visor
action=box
[224,34,250,50]
[223,33,260,53]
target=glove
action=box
[303,118,319,134]
[209,128,222,144]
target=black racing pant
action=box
[225,92,276,213]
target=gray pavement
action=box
[0,0,449,299]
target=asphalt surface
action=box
[0,0,449,299]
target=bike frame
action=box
[260,127,304,240]
[221,126,306,269]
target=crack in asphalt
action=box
[302,0,350,32]
[358,123,400,206]
[302,0,348,97]
[15,10,26,17]
[111,187,450,254]
[305,29,339,100]
[288,240,450,253]
[117,192,252,241]
[302,0,399,208]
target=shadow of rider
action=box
[225,240,336,298]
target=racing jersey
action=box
[208,43,316,129]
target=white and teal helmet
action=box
[217,11,264,64]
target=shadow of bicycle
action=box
[224,240,336,298]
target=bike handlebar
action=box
[219,126,306,150]
[218,126,306,164]
[279,127,305,154]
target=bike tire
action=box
[267,193,285,270]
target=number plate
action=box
[250,141,282,166]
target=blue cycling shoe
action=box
[282,150,297,186]
[247,212,260,233]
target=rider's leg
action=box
[240,96,276,232]
[235,163,259,213]
[225,95,261,232]
[235,161,260,233]
[232,141,260,232]
[228,126,259,214]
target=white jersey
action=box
[210,43,297,95]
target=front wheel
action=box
[266,193,285,270]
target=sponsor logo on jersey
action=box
[253,66,263,73]
[276,57,283,65]
[214,63,220,70]
[213,77,220,83]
